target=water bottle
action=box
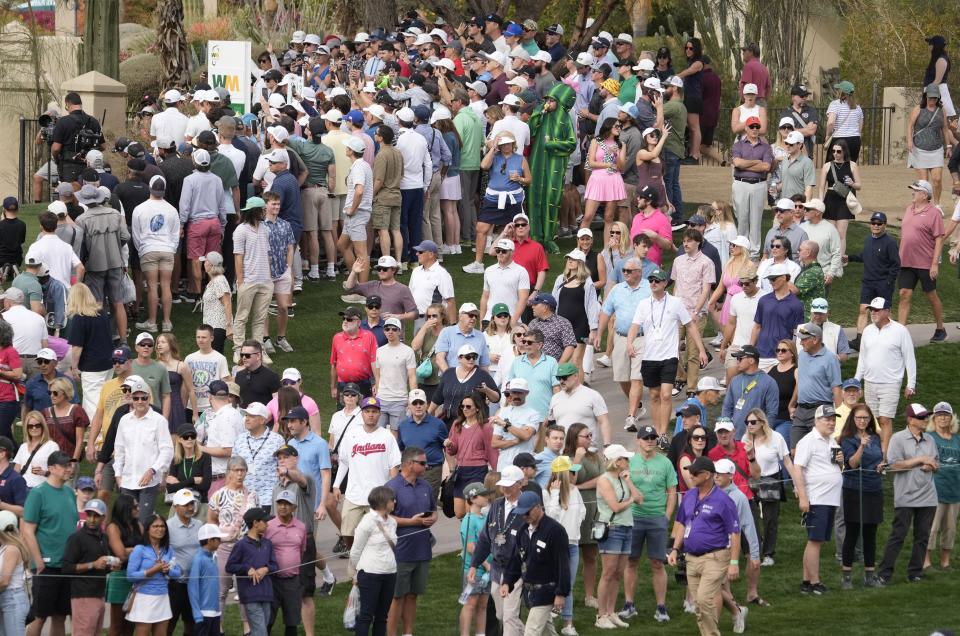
[458,582,474,605]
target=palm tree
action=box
[156,0,191,90]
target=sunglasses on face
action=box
[557,374,574,381]
[367,304,381,309]
[343,317,360,322]
[609,230,621,235]
[375,266,391,272]
[240,352,256,358]
[112,359,126,365]
[870,221,885,226]
[521,339,537,345]
[832,149,843,154]
[771,244,783,249]
[181,434,197,441]
[465,313,479,320]
[690,434,707,441]
[776,348,790,353]
[131,396,150,402]
[513,222,528,227]
[412,460,428,466]
[622,268,639,274]
[384,326,400,332]
[48,390,61,397]
[779,125,794,130]
[343,392,359,398]
[26,423,42,429]
[37,359,54,365]
[640,435,658,441]
[495,313,510,319]
[461,404,476,410]
[513,332,526,338]
[494,248,508,254]
[648,278,664,284]
[578,432,593,438]
[460,354,479,361]
[748,125,761,130]
[138,342,154,348]
[746,419,761,425]
[426,314,440,319]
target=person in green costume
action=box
[527,83,578,253]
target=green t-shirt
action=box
[619,76,639,107]
[22,482,78,568]
[454,109,484,172]
[288,138,335,187]
[132,359,172,409]
[934,433,960,504]
[11,272,43,308]
[662,99,687,158]
[629,453,678,517]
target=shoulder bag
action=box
[416,347,435,381]
[591,474,626,541]
[330,413,357,491]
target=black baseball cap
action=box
[869,211,887,224]
[208,380,230,397]
[243,508,273,526]
[47,450,73,467]
[0,436,15,456]
[341,382,362,396]
[513,452,537,469]
[637,425,658,440]
[366,295,382,308]
[676,404,701,418]
[340,307,363,320]
[790,84,811,97]
[732,345,760,360]
[684,456,716,474]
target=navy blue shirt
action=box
[386,474,436,562]
[0,464,27,508]
[24,372,79,412]
[270,169,302,240]
[66,312,114,372]
[224,534,278,604]
[700,241,722,287]
[397,415,448,466]
[360,320,387,347]
[840,434,884,492]
[848,232,900,286]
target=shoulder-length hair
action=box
[776,338,798,365]
[746,408,773,442]
[66,282,101,317]
[24,410,50,445]
[140,514,170,550]
[839,403,878,439]
[453,392,488,431]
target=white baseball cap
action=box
[458,302,480,315]
[429,28,448,44]
[483,51,510,68]
[435,58,456,72]
[408,389,428,404]
[577,228,593,238]
[172,489,197,506]
[785,131,805,145]
[506,77,527,88]
[322,108,343,123]
[267,93,286,109]
[603,444,635,460]
[496,465,524,486]
[505,377,529,393]
[533,51,553,63]
[743,82,759,95]
[281,368,302,382]
[163,89,185,103]
[414,34,433,46]
[267,125,289,143]
[802,198,826,213]
[564,249,587,263]
[430,106,452,123]
[301,86,317,101]
[730,235,751,249]
[304,33,321,46]
[396,107,416,123]
[353,32,370,43]
[775,198,795,211]
[457,343,479,357]
[495,238,515,251]
[363,104,386,120]
[198,523,228,541]
[642,77,664,92]
[615,33,633,44]
[634,58,655,72]
[575,52,595,66]
[377,255,399,269]
[240,402,270,419]
[343,136,366,154]
[714,418,735,432]
[714,458,736,475]
[466,80,488,97]
[695,376,725,392]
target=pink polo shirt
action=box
[900,203,944,270]
[629,208,673,266]
[265,517,307,578]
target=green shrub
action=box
[119,52,163,106]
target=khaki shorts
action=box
[301,185,330,232]
[612,333,643,383]
[273,269,293,295]
[341,498,370,537]
[724,348,739,369]
[330,194,345,223]
[373,205,401,231]
[140,251,175,272]
[617,182,638,215]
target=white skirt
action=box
[439,174,462,200]
[126,592,172,624]
[908,146,944,170]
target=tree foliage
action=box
[156,0,191,91]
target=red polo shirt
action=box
[330,330,378,382]
[513,238,549,288]
[708,442,754,500]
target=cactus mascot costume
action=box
[527,83,577,253]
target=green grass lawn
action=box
[10,200,960,633]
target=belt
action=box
[301,183,327,189]
[798,402,830,409]
[687,547,726,557]
[211,473,226,480]
[733,176,765,184]
[523,581,556,590]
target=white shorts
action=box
[612,333,643,383]
[343,210,370,242]
[864,381,900,419]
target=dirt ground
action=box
[679,165,956,226]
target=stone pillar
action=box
[883,86,916,165]
[204,0,218,20]
[60,71,127,135]
[55,0,79,36]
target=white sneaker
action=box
[262,352,273,365]
[624,415,637,432]
[594,615,616,630]
[608,613,629,628]
[561,626,579,636]
[293,280,303,293]
[709,334,724,347]
[595,354,611,367]
[635,404,647,419]
[584,597,599,609]
[683,599,697,614]
[462,261,485,274]
[276,337,294,353]
[134,320,158,331]
[761,556,775,567]
[262,338,276,354]
[733,605,748,634]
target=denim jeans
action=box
[244,601,272,636]
[400,188,425,264]
[662,151,682,223]
[120,486,158,524]
[356,570,397,636]
[562,544,580,620]
[0,585,29,636]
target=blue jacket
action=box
[224,534,278,604]
[127,544,182,595]
[270,170,303,240]
[187,548,219,623]
[721,371,779,439]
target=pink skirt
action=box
[584,169,627,202]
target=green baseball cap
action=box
[647,267,667,281]
[556,362,578,377]
[491,303,511,317]
[240,196,266,211]
[833,80,854,94]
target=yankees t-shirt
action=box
[340,426,401,505]
[185,350,230,410]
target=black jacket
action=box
[503,514,570,607]
[61,526,111,598]
[848,232,900,286]
[470,496,526,580]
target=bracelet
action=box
[729,560,739,565]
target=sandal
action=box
[747,597,770,607]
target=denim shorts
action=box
[598,523,633,555]
[629,515,669,561]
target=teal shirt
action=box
[11,271,43,308]
[506,354,560,419]
[933,433,960,504]
[460,512,489,573]
[521,40,540,56]
[629,453,678,517]
[454,108,483,172]
[22,482,78,568]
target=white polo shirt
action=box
[793,427,842,507]
[493,403,542,471]
[184,112,211,140]
[150,107,190,146]
[26,234,81,289]
[854,319,916,390]
[482,261,530,319]
[548,384,608,438]
[408,261,455,314]
[631,293,691,362]
[3,305,46,355]
[728,289,768,346]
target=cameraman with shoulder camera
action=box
[52,92,104,186]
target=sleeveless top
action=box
[487,153,524,193]
[738,103,760,123]
[924,54,951,86]
[765,364,796,422]
[684,59,703,98]
[558,284,589,340]
[913,106,945,151]
[597,472,632,527]
[0,545,25,589]
[167,369,186,430]
[584,249,600,284]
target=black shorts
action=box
[640,358,679,388]
[300,533,317,596]
[860,281,894,305]
[32,566,72,618]
[478,198,524,227]
[683,94,703,115]
[898,266,937,293]
[700,125,717,147]
[271,575,302,627]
